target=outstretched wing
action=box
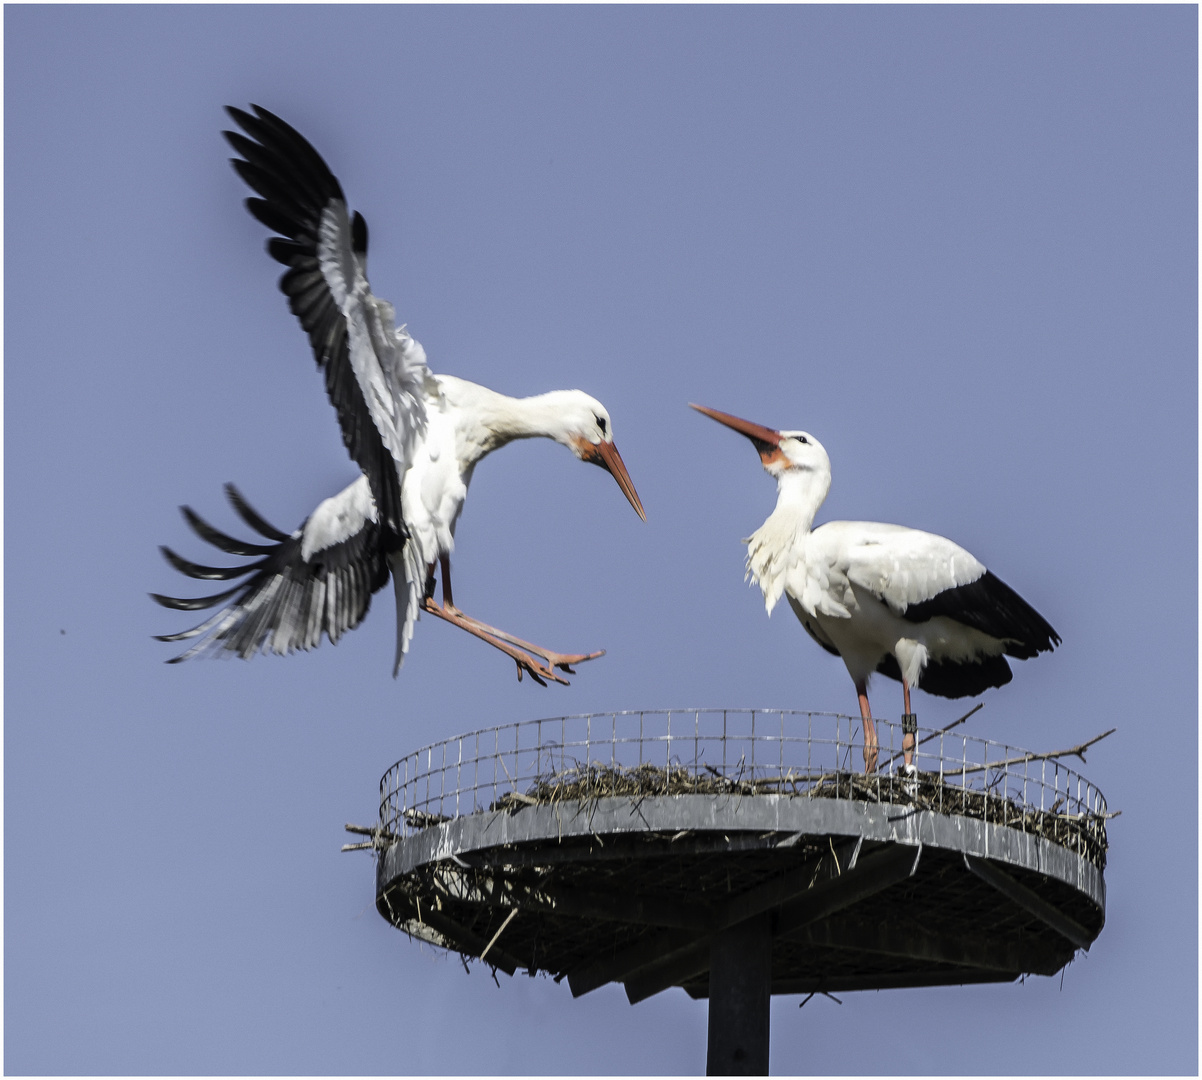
[223,104,433,538]
[151,481,392,662]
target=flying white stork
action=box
[152,105,645,686]
[691,403,1059,772]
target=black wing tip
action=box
[906,568,1061,657]
[179,503,274,557]
[351,211,368,256]
[267,237,302,266]
[225,102,285,132]
[223,482,294,542]
[149,587,238,611]
[249,102,282,125]
[981,570,1061,654]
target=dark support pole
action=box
[706,913,771,1075]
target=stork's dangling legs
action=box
[438,554,603,670]
[422,599,567,685]
[855,680,878,774]
[422,556,603,686]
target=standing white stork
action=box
[152,105,645,686]
[691,404,1059,772]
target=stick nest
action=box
[489,761,1109,869]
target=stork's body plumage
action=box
[153,106,644,685]
[693,404,1059,770]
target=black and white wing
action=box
[826,520,1060,698]
[151,480,392,662]
[832,522,1059,652]
[222,104,434,538]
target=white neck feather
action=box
[770,465,831,534]
[744,463,831,615]
[437,378,581,466]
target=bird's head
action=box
[547,391,646,522]
[690,403,830,480]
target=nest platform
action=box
[368,710,1109,1071]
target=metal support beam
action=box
[574,843,858,999]
[569,928,699,998]
[530,880,714,930]
[625,939,712,1004]
[791,912,1065,976]
[964,854,1095,951]
[627,840,911,1003]
[685,969,1018,999]
[707,913,771,1076]
[775,843,922,938]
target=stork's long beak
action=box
[689,403,783,466]
[581,439,647,521]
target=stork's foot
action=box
[439,601,605,674]
[422,599,604,686]
[525,646,606,675]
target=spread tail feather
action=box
[391,555,408,677]
[389,545,424,677]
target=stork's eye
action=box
[797,436,808,445]
[596,415,608,434]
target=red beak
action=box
[579,438,647,521]
[689,403,784,466]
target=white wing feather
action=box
[813,521,985,615]
[318,202,433,474]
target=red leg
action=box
[902,678,916,768]
[422,598,567,686]
[424,556,603,684]
[856,680,878,774]
[443,611,604,672]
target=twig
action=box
[480,907,519,962]
[798,990,843,1009]
[942,728,1116,778]
[341,822,399,851]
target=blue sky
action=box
[4,5,1196,1074]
